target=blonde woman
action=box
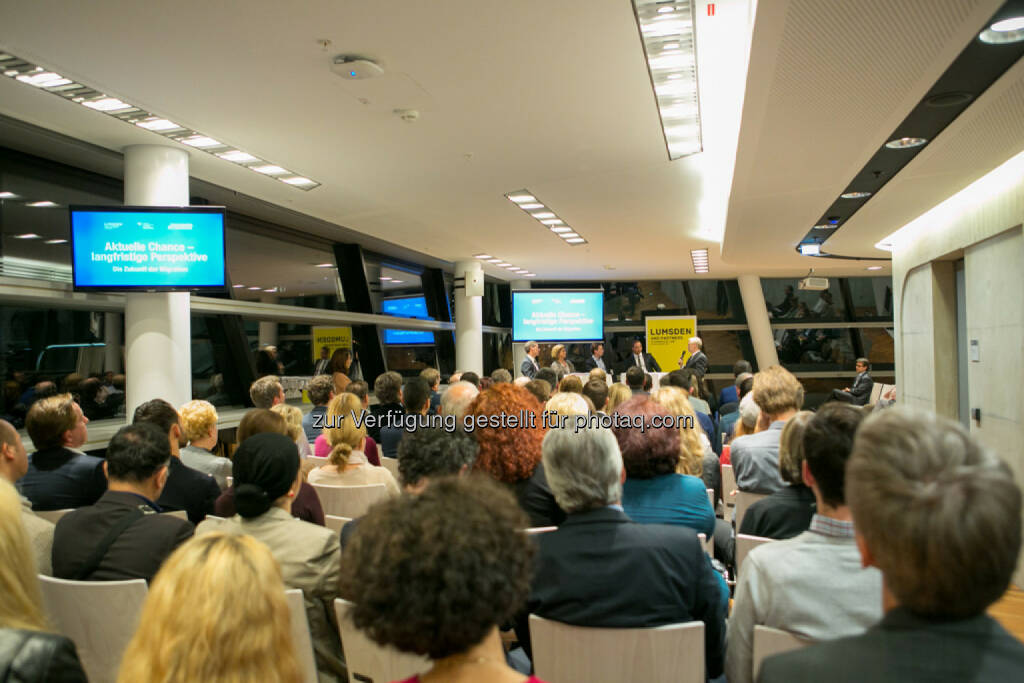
[307,393,400,497]
[605,383,631,412]
[118,532,302,683]
[544,392,590,422]
[270,403,313,458]
[0,479,87,680]
[548,344,574,383]
[651,385,721,506]
[178,399,232,489]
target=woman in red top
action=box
[339,476,547,683]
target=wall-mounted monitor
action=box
[512,289,604,342]
[381,295,435,345]
[70,205,226,291]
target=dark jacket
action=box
[52,490,194,581]
[739,485,816,539]
[514,462,566,528]
[368,402,403,442]
[0,628,88,682]
[621,352,661,373]
[683,350,709,378]
[157,456,220,525]
[849,371,874,405]
[18,447,106,511]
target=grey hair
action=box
[542,427,623,513]
[441,381,480,421]
[739,392,760,429]
[374,371,403,403]
[490,368,512,384]
[525,341,538,352]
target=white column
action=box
[258,294,278,349]
[737,274,779,370]
[123,145,192,416]
[510,279,531,374]
[103,313,122,373]
[454,260,483,374]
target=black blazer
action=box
[582,356,607,372]
[368,402,403,442]
[0,628,87,682]
[18,447,107,511]
[849,372,874,405]
[53,490,194,582]
[683,350,709,377]
[520,357,540,379]
[517,507,726,677]
[759,608,1024,682]
[621,352,661,373]
[157,456,220,525]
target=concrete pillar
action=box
[454,260,483,374]
[510,279,531,374]
[103,313,122,373]
[123,145,192,416]
[737,274,779,370]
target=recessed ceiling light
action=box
[524,273,537,277]
[487,258,502,264]
[992,16,1024,31]
[82,97,133,112]
[840,191,872,199]
[263,288,277,293]
[495,262,510,267]
[506,187,589,244]
[800,244,822,256]
[507,194,536,203]
[663,43,680,50]
[519,203,544,210]
[658,5,674,12]
[247,286,261,290]
[27,201,57,207]
[551,226,573,233]
[813,223,836,230]
[380,276,392,281]
[504,264,520,270]
[218,150,259,163]
[473,254,491,259]
[560,233,580,239]
[531,212,555,219]
[16,71,71,88]
[282,176,316,186]
[0,191,17,199]
[180,135,222,148]
[565,237,586,244]
[865,266,883,271]
[252,164,287,175]
[45,238,67,244]
[885,137,927,149]
[13,233,41,239]
[136,118,181,131]
[980,16,1024,43]
[314,263,334,268]
[690,249,710,273]
[540,219,563,225]
[391,280,404,284]
[232,284,245,288]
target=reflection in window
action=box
[762,278,846,321]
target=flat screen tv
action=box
[70,205,226,291]
[381,295,435,345]
[512,289,604,342]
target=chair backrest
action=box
[324,514,353,534]
[310,483,388,519]
[162,509,188,521]
[530,614,704,683]
[380,456,400,481]
[734,490,768,531]
[285,589,318,683]
[753,625,812,680]
[38,575,148,683]
[735,533,775,572]
[697,533,713,557]
[720,465,736,522]
[34,508,74,524]
[524,526,558,535]
[334,598,431,683]
[706,488,714,508]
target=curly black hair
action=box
[338,476,534,659]
[397,427,478,488]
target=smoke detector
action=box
[331,56,384,80]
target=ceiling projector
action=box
[798,276,830,291]
[331,56,384,80]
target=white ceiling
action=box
[0,0,1019,282]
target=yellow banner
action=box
[645,315,697,373]
[311,326,352,363]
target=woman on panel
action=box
[329,348,353,395]
[308,393,400,496]
[196,433,344,679]
[118,532,301,683]
[339,476,546,683]
[548,344,574,383]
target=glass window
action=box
[860,327,895,368]
[762,278,846,321]
[225,228,342,307]
[845,277,894,321]
[773,328,858,371]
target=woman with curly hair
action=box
[339,476,546,683]
[118,532,302,683]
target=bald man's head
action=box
[0,419,28,483]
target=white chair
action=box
[524,526,558,535]
[706,488,714,508]
[735,533,775,572]
[380,456,400,480]
[734,490,768,531]
[324,514,353,534]
[721,465,736,522]
[34,508,74,524]
[310,483,388,519]
[285,589,319,683]
[162,509,188,521]
[334,598,431,683]
[697,532,714,557]
[529,614,704,683]
[38,575,148,683]
[753,625,812,679]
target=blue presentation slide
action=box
[71,209,225,288]
[513,290,604,341]
[382,296,435,345]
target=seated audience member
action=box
[0,419,54,574]
[198,433,343,678]
[302,374,334,442]
[78,376,116,421]
[270,403,313,458]
[583,378,609,414]
[308,393,400,496]
[720,360,752,407]
[53,423,194,581]
[759,409,1024,682]
[133,399,219,525]
[739,410,816,539]
[460,371,481,388]
[612,396,715,539]
[249,374,285,409]
[523,379,552,406]
[380,377,431,460]
[420,367,442,414]
[178,399,232,489]
[727,403,881,683]
[679,368,711,416]
[313,381,380,465]
[215,410,325,526]
[0,479,88,681]
[18,394,106,511]
[490,368,512,384]
[663,370,716,444]
[340,426,478,548]
[605,382,631,412]
[340,477,545,683]
[720,373,753,441]
[558,375,583,394]
[513,376,531,387]
[650,386,720,504]
[117,533,300,683]
[731,366,803,493]
[534,367,558,389]
[730,390,761,445]
[368,371,403,442]
[588,366,608,383]
[625,366,646,395]
[519,427,726,677]
[439,380,480,423]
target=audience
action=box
[649,386,720,504]
[664,369,715,439]
[439,380,480,423]
[720,373,753,442]
[720,359,752,406]
[339,476,543,683]
[420,367,442,413]
[731,366,803,493]
[523,379,552,406]
[133,399,219,525]
[518,427,726,677]
[249,374,285,409]
[625,366,646,394]
[490,368,512,384]
[18,394,106,511]
[461,371,480,388]
[302,374,334,442]
[558,375,583,394]
[270,403,313,457]
[329,348,353,394]
[380,377,431,460]
[0,479,87,681]
[605,382,631,412]
[314,381,381,464]
[53,423,194,581]
[0,419,54,574]
[197,433,344,678]
[727,403,882,683]
[117,532,301,683]
[759,408,1024,681]
[308,393,400,496]
[731,389,761,442]
[369,371,403,442]
[534,367,558,389]
[588,366,608,383]
[583,378,609,413]
[178,399,232,489]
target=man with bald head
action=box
[0,419,55,574]
[440,381,480,424]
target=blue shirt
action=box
[622,473,715,538]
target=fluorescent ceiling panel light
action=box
[252,165,288,175]
[217,150,258,162]
[83,97,133,112]
[27,201,57,207]
[519,203,544,210]
[507,194,536,203]
[232,284,245,288]
[247,286,262,290]
[13,233,41,239]
[531,212,555,219]
[884,137,927,149]
[380,276,392,281]
[391,280,404,284]
[865,266,883,271]
[840,191,872,199]
[813,223,836,230]
[495,262,510,267]
[540,219,563,225]
[690,249,709,273]
[181,135,222,148]
[45,239,68,244]
[263,288,277,293]
[551,226,572,233]
[799,244,821,256]
[0,192,17,199]
[505,264,520,270]
[473,254,491,259]
[282,176,316,186]
[564,237,586,244]
[487,258,502,263]
[314,263,334,268]
[505,188,588,246]
[136,118,181,131]
[16,71,71,88]
[524,273,537,277]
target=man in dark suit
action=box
[830,358,874,405]
[678,336,708,378]
[17,394,106,511]
[719,360,752,407]
[380,377,431,460]
[759,409,1024,682]
[520,340,541,379]
[369,371,405,443]
[622,339,660,373]
[52,423,193,581]
[133,399,219,525]
[312,345,331,376]
[516,427,726,678]
[581,342,608,372]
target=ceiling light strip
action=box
[690,248,709,273]
[474,253,534,277]
[632,0,703,160]
[0,53,321,191]
[504,188,588,246]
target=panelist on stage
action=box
[583,342,607,372]
[679,336,708,378]
[623,339,660,373]
[521,340,541,379]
